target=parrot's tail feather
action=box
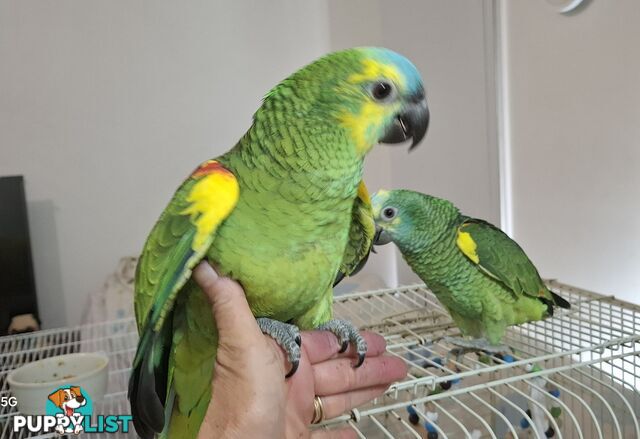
[550,290,571,309]
[129,356,162,439]
[127,377,155,439]
[129,313,174,438]
[139,349,165,429]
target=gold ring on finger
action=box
[311,395,325,424]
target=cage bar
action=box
[0,282,638,438]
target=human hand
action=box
[193,262,407,439]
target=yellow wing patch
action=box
[456,229,480,264]
[357,180,371,205]
[182,160,239,250]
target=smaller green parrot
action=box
[371,189,570,352]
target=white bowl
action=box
[7,352,109,415]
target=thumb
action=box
[192,261,261,342]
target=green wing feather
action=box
[129,160,239,439]
[456,218,553,301]
[134,180,201,334]
[334,181,375,285]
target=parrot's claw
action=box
[286,360,299,378]
[256,318,301,378]
[443,336,510,360]
[317,319,367,368]
[356,352,365,368]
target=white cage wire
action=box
[1,281,639,438]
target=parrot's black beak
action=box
[379,90,429,151]
[373,226,392,246]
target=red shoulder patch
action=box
[190,160,231,179]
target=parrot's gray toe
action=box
[482,344,510,354]
[317,319,368,368]
[256,317,301,378]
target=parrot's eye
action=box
[381,207,397,221]
[370,81,394,101]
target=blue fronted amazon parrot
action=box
[372,190,570,352]
[129,48,429,438]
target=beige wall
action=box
[382,1,501,284]
[329,1,500,285]
[0,1,331,327]
[0,1,500,327]
[326,0,398,290]
[501,0,640,303]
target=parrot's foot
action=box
[443,337,509,361]
[317,319,368,368]
[256,318,301,378]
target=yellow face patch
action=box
[182,161,239,251]
[339,101,388,155]
[339,59,405,155]
[456,230,480,264]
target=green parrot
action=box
[372,189,570,352]
[128,48,429,439]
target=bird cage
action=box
[1,281,639,438]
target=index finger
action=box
[302,330,387,365]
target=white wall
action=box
[501,0,640,303]
[0,0,331,327]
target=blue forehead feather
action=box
[364,47,423,93]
